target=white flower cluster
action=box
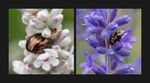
[12,9,74,74]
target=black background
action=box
[0,0,148,83]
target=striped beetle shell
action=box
[110,29,125,45]
[26,33,54,54]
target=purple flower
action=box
[80,52,105,74]
[115,64,134,74]
[79,9,138,74]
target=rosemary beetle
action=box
[110,29,125,45]
[26,33,54,54]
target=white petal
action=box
[52,45,61,53]
[22,12,33,25]
[42,62,50,71]
[67,55,74,71]
[48,9,63,28]
[44,49,58,57]
[41,28,51,38]
[70,45,74,54]
[56,24,62,32]
[59,50,70,59]
[49,57,59,66]
[59,37,71,47]
[29,18,45,30]
[23,49,29,56]
[51,14,63,28]
[57,29,70,41]
[23,49,34,56]
[37,10,49,21]
[33,59,43,68]
[55,29,70,43]
[24,9,40,14]
[62,29,70,37]
[26,26,35,36]
[12,60,25,68]
[67,54,74,65]
[50,9,63,17]
[51,61,72,74]
[23,54,36,64]
[26,25,41,36]
[37,53,50,60]
[18,40,26,48]
[12,60,25,74]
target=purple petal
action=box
[97,16,107,28]
[128,37,136,43]
[100,29,112,40]
[125,42,132,49]
[106,49,114,56]
[116,64,134,74]
[96,37,105,47]
[107,23,118,31]
[82,67,90,74]
[95,9,108,19]
[92,63,106,74]
[96,47,106,54]
[115,15,131,26]
[100,64,106,71]
[111,43,122,51]
[84,14,98,27]
[117,49,131,57]
[111,60,118,70]
[85,15,97,26]
[110,9,117,22]
[80,62,87,69]
[87,26,100,34]
[83,52,92,66]
[86,36,99,49]
[111,53,124,63]
[120,28,132,42]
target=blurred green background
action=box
[9,9,74,74]
[76,9,141,74]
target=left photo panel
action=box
[9,9,74,74]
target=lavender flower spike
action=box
[79,9,138,74]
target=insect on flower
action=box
[110,29,125,45]
[26,33,54,54]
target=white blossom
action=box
[59,37,72,47]
[41,28,51,38]
[33,50,59,71]
[22,12,34,25]
[26,25,42,37]
[12,9,74,74]
[37,10,49,21]
[12,60,32,74]
[29,18,45,30]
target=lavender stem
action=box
[104,38,111,74]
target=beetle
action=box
[26,33,54,54]
[110,29,125,45]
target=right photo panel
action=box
[76,9,141,75]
